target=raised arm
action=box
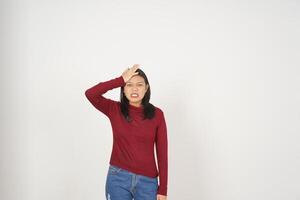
[85,76,125,117]
[84,64,140,117]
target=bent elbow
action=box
[85,89,93,99]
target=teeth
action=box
[131,93,138,97]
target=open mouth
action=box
[130,93,139,98]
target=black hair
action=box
[120,68,156,122]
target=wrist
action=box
[120,75,126,84]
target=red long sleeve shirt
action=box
[84,75,168,196]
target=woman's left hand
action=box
[157,194,167,200]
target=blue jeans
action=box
[105,164,158,200]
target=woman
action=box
[85,64,168,200]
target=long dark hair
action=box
[120,68,156,122]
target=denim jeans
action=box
[105,164,158,200]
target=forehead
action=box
[127,75,145,83]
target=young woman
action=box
[85,64,168,200]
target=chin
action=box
[129,99,142,103]
[130,100,141,103]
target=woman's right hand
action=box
[121,64,140,83]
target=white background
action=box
[1,0,299,199]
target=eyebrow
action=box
[126,81,144,84]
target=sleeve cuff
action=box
[116,75,126,86]
[157,186,167,196]
[119,75,125,86]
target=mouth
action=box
[130,93,139,98]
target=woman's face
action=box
[124,75,149,107]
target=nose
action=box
[132,86,138,91]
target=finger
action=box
[135,66,140,70]
[133,64,140,69]
[125,67,130,72]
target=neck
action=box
[129,102,142,107]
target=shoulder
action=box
[110,100,122,111]
[154,105,165,119]
[154,105,163,113]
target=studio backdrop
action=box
[1,0,299,200]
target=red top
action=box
[85,75,168,196]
